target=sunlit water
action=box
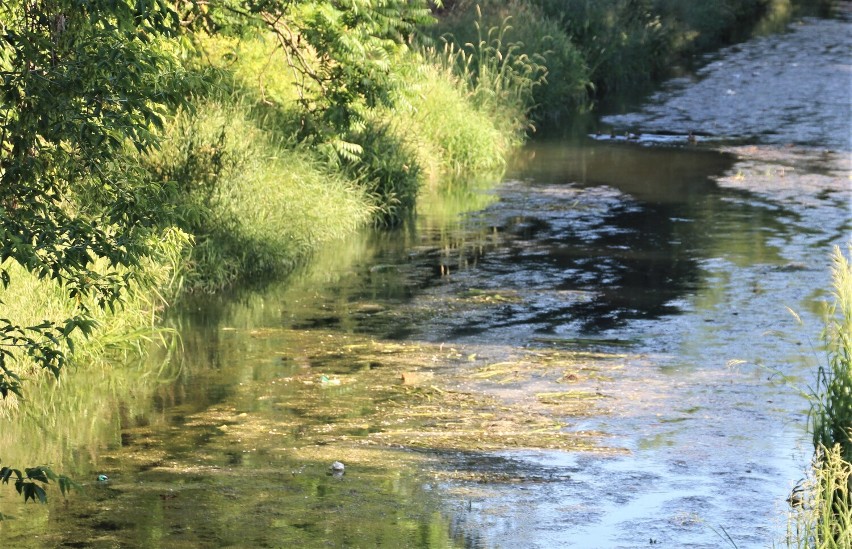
[1,13,851,549]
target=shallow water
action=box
[1,12,851,549]
[601,16,852,151]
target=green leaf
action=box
[0,467,22,484]
[58,475,80,497]
[24,467,50,484]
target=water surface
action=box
[1,12,851,549]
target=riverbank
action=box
[122,0,846,294]
[2,0,846,511]
[0,0,529,498]
[0,4,532,407]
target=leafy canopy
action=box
[0,0,185,399]
[182,0,435,152]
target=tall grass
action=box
[788,445,852,549]
[392,2,557,181]
[139,34,387,291]
[430,0,803,125]
[391,54,511,179]
[811,245,852,462]
[447,5,547,135]
[142,31,529,269]
[143,97,375,292]
[789,244,852,548]
[425,0,590,129]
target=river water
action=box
[1,11,850,549]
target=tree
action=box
[180,0,435,155]
[0,0,186,502]
[0,0,185,399]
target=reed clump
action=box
[811,245,852,463]
[426,0,590,130]
[789,244,852,548]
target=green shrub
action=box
[655,0,769,52]
[535,0,673,96]
[344,122,423,226]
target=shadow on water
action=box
[457,142,740,335]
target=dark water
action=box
[1,13,851,549]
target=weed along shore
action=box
[1,0,850,547]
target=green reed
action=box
[788,244,852,548]
[810,245,852,462]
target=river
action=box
[0,10,850,549]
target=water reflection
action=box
[252,140,802,340]
[170,136,836,351]
[2,11,850,547]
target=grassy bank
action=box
[0,228,188,473]
[135,31,535,292]
[0,25,533,506]
[0,4,534,479]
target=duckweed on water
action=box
[174,330,630,454]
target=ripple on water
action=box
[602,18,852,150]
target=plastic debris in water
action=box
[320,375,341,386]
[330,461,345,474]
[97,474,109,482]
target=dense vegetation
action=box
[1,0,838,502]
